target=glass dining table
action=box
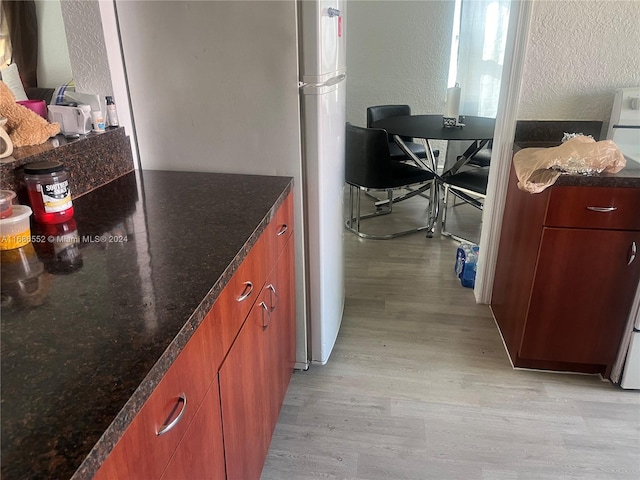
[371,114,496,236]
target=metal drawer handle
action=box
[267,283,278,312]
[260,301,271,329]
[236,281,253,302]
[629,242,637,266]
[156,394,187,436]
[586,206,617,213]
[276,224,288,236]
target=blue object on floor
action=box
[455,244,479,288]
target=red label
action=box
[338,16,342,37]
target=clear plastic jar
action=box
[24,161,74,224]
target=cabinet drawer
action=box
[205,232,269,371]
[265,191,294,273]
[94,323,215,480]
[546,186,640,230]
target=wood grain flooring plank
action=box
[261,197,639,480]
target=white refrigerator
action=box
[299,0,347,364]
[115,0,346,366]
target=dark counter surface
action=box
[0,127,135,199]
[513,141,640,188]
[0,170,293,480]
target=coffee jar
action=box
[24,161,74,224]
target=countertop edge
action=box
[70,179,293,480]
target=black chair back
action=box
[366,105,413,143]
[346,123,394,190]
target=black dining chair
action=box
[366,105,439,162]
[466,142,492,167]
[441,165,489,243]
[345,123,436,240]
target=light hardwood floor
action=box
[261,191,640,480]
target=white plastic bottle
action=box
[105,96,119,127]
[91,110,106,132]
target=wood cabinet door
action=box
[159,378,226,480]
[520,228,640,367]
[265,234,296,426]
[94,324,215,480]
[219,301,271,480]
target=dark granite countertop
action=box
[1,127,134,200]
[513,141,640,188]
[0,170,293,480]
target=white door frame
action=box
[474,0,534,304]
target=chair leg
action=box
[441,184,450,235]
[345,182,436,240]
[440,186,484,244]
[373,182,431,208]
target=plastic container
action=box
[17,99,48,119]
[455,243,479,288]
[91,110,106,132]
[0,189,16,219]
[0,205,33,250]
[24,161,74,224]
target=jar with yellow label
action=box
[24,161,74,224]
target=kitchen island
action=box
[492,143,640,377]
[0,169,294,479]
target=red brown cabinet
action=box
[492,167,640,376]
[220,206,295,480]
[160,378,226,480]
[94,191,295,480]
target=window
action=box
[448,0,511,118]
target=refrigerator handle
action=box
[299,74,346,90]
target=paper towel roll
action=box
[444,85,461,119]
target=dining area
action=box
[344,105,495,245]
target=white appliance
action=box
[298,0,346,364]
[607,87,640,163]
[115,1,346,366]
[607,87,640,389]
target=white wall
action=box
[115,0,308,365]
[59,0,113,113]
[518,0,640,128]
[35,0,72,87]
[346,1,455,126]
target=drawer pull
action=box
[260,301,271,328]
[276,224,288,236]
[586,206,617,213]
[156,394,187,436]
[267,283,278,312]
[629,242,637,266]
[236,281,253,302]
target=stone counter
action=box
[0,127,134,200]
[0,170,293,479]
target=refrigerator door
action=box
[301,78,346,365]
[299,0,346,83]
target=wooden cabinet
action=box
[94,191,295,480]
[219,300,272,480]
[267,235,296,424]
[220,209,295,480]
[94,190,296,480]
[492,167,640,376]
[94,319,216,480]
[160,378,226,480]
